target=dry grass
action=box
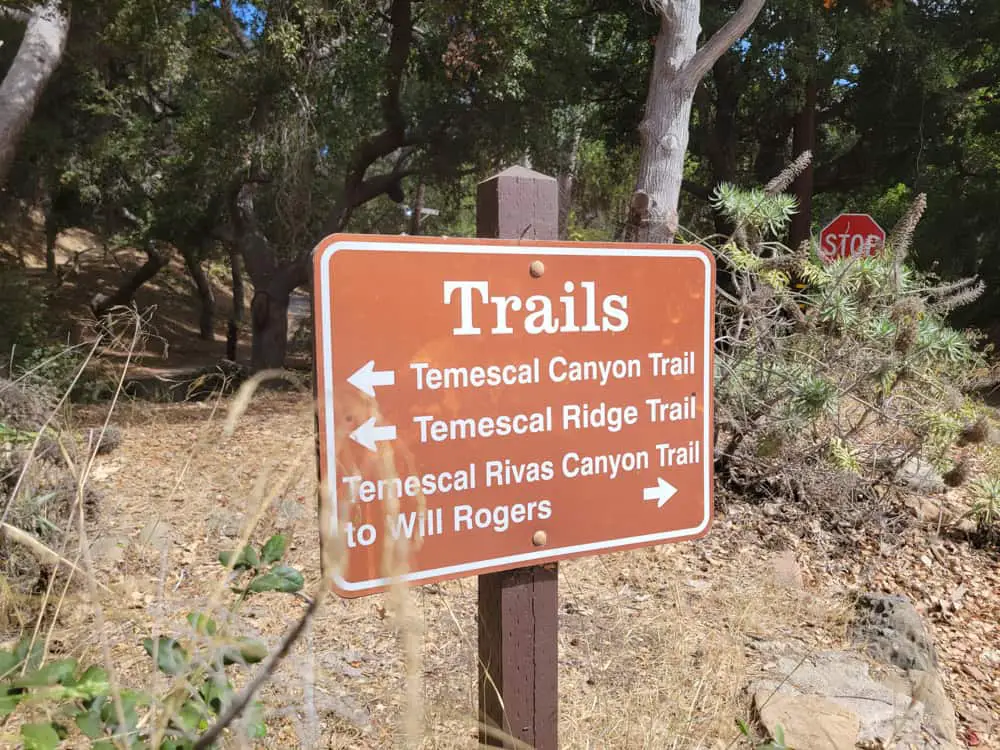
[55,385,845,748]
[1,326,848,748]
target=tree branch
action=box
[323,0,416,234]
[678,0,765,91]
[0,6,29,23]
[682,179,714,201]
[218,0,252,52]
[346,0,413,179]
[193,592,325,750]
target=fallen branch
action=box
[193,589,326,749]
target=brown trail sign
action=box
[310,166,715,748]
[311,235,715,595]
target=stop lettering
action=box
[818,213,886,263]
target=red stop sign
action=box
[818,213,886,263]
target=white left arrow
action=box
[350,416,397,452]
[347,360,395,397]
[643,477,678,509]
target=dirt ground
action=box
[52,387,991,749]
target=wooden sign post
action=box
[475,167,560,750]
[310,167,716,749]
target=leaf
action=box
[143,637,189,675]
[260,534,288,565]
[246,699,268,739]
[200,675,233,714]
[0,689,24,718]
[186,612,218,636]
[736,717,751,737]
[99,689,144,734]
[75,710,105,739]
[172,700,205,733]
[246,565,304,594]
[221,637,268,666]
[21,723,60,750]
[13,658,78,687]
[0,649,21,678]
[219,545,259,571]
[75,665,110,697]
[13,637,44,673]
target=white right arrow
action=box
[350,416,397,452]
[643,477,678,509]
[347,360,395,397]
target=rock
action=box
[207,510,245,539]
[275,499,306,525]
[909,669,958,745]
[754,690,859,750]
[851,593,938,672]
[137,519,171,552]
[751,650,922,746]
[90,535,127,564]
[748,646,961,749]
[896,456,945,493]
[770,550,803,589]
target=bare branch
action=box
[193,592,325,749]
[678,0,765,91]
[0,6,30,23]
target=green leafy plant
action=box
[220,533,305,601]
[710,178,991,507]
[736,717,791,749]
[0,534,303,748]
[966,477,1000,535]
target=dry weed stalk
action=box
[764,149,812,195]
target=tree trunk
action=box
[183,249,215,341]
[628,7,699,242]
[0,1,71,187]
[92,243,168,316]
[789,79,817,251]
[408,179,424,235]
[557,123,584,240]
[229,182,308,372]
[626,0,764,243]
[41,189,58,274]
[247,260,304,371]
[227,245,244,361]
[250,287,290,372]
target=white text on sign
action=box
[409,351,696,390]
[443,280,629,336]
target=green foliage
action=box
[736,716,789,750]
[0,535,302,748]
[967,477,1000,535]
[710,183,798,237]
[713,184,989,498]
[221,533,305,596]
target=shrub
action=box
[0,534,304,749]
[709,175,992,507]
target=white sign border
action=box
[315,238,714,593]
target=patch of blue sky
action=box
[204,0,266,37]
